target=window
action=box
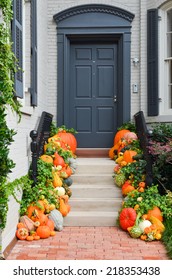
[12,0,37,107]
[159,3,172,115]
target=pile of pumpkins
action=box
[16,129,77,241]
[109,129,165,242]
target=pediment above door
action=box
[53,4,135,26]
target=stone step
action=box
[64,211,119,227]
[72,174,114,185]
[71,184,122,198]
[69,198,122,212]
[65,157,122,227]
[75,158,114,174]
[75,165,114,174]
[76,148,109,158]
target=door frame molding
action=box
[53,4,135,127]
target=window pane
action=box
[169,85,172,108]
[167,10,172,31]
[168,61,172,108]
[167,10,172,57]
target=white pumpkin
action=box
[123,132,138,142]
[55,186,65,196]
[138,220,152,232]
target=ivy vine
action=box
[0,0,22,230]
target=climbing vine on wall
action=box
[0,0,22,230]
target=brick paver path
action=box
[6,226,169,260]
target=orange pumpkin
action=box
[36,225,51,239]
[16,227,29,240]
[57,130,77,153]
[26,204,44,219]
[34,213,48,225]
[61,165,72,177]
[123,150,137,163]
[40,154,53,164]
[17,222,25,229]
[147,206,163,222]
[114,129,130,145]
[122,182,135,196]
[46,219,55,231]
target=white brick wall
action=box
[2,0,50,252]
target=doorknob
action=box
[113,96,117,103]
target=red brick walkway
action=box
[6,227,169,260]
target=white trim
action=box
[158,6,172,116]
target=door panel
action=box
[69,42,117,148]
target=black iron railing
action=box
[30,111,53,184]
[134,111,153,186]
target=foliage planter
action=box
[109,124,172,258]
[15,125,77,242]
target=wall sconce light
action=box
[133,58,139,66]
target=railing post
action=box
[30,130,38,185]
[134,111,153,186]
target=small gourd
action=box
[52,172,62,187]
[64,177,73,186]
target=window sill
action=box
[146,115,172,123]
[20,106,33,116]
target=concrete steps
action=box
[64,157,122,227]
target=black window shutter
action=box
[147,9,159,116]
[31,0,37,106]
[12,0,23,98]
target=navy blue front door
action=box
[69,42,118,148]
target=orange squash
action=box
[19,215,36,231]
[26,236,34,241]
[59,198,70,217]
[114,129,130,145]
[108,145,118,159]
[50,231,56,236]
[33,235,41,240]
[53,152,65,167]
[123,150,137,163]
